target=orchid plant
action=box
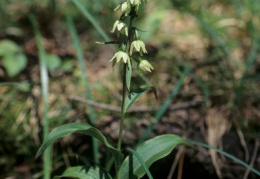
[35,1,189,178]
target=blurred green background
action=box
[0,0,259,178]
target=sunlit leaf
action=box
[0,40,20,56]
[124,85,156,113]
[36,123,123,165]
[54,166,112,179]
[119,134,189,179]
[45,53,61,70]
[3,54,27,77]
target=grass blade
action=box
[187,140,260,176]
[126,148,153,179]
[138,65,190,145]
[29,14,52,179]
[70,0,110,41]
[194,15,229,56]
[66,15,99,164]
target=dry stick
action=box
[233,120,250,162]
[69,96,202,112]
[177,147,186,179]
[243,140,259,179]
[167,146,185,179]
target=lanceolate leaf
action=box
[36,123,123,165]
[54,166,112,179]
[119,134,189,179]
[126,63,132,91]
[124,86,156,113]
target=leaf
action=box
[54,166,112,179]
[119,134,189,179]
[126,63,132,91]
[45,53,61,70]
[61,59,74,72]
[126,148,153,179]
[0,40,20,56]
[187,140,260,176]
[36,123,123,165]
[124,85,155,113]
[3,54,27,77]
[96,41,120,45]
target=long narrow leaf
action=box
[70,0,110,41]
[36,123,124,168]
[119,134,189,179]
[138,66,190,144]
[66,15,99,164]
[187,140,260,176]
[29,14,52,179]
[126,148,153,179]
[126,63,132,91]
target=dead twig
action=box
[233,119,250,162]
[167,146,185,179]
[177,147,185,179]
[243,140,259,179]
[69,96,202,113]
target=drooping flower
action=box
[138,59,154,73]
[114,1,131,16]
[110,51,130,64]
[111,20,128,37]
[130,40,147,56]
[130,0,142,6]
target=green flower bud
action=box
[111,20,128,37]
[110,51,130,64]
[130,40,148,56]
[138,59,154,73]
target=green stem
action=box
[116,13,134,179]
[117,63,127,151]
[117,10,134,152]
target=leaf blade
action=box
[119,134,189,179]
[124,86,155,113]
[54,166,113,179]
[36,123,123,165]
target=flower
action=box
[110,51,130,64]
[138,59,154,73]
[114,2,131,16]
[130,40,147,56]
[130,0,148,10]
[111,20,128,37]
[130,0,141,6]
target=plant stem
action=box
[117,11,134,151]
[117,63,127,151]
[116,9,135,179]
